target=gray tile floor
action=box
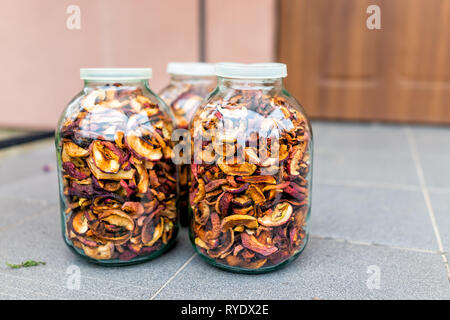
[0,122,449,300]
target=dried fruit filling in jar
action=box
[159,62,216,226]
[56,68,178,264]
[189,63,313,273]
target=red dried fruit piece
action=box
[120,180,135,197]
[205,179,228,192]
[62,162,88,180]
[121,202,144,216]
[288,145,305,176]
[206,212,221,241]
[240,233,278,257]
[222,183,249,194]
[215,192,233,215]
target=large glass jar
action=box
[55,68,179,265]
[189,63,313,273]
[159,63,216,226]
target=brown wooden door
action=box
[278,0,450,124]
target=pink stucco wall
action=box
[0,0,275,129]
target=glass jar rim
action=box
[80,68,152,80]
[215,62,287,79]
[167,62,216,76]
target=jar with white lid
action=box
[189,63,313,273]
[55,68,179,265]
[159,62,216,226]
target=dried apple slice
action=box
[142,217,164,246]
[87,157,135,181]
[91,141,122,173]
[217,158,256,176]
[81,242,114,260]
[207,228,234,258]
[258,202,293,227]
[80,89,106,112]
[246,185,265,205]
[126,132,163,161]
[240,176,276,184]
[221,215,258,231]
[69,211,89,235]
[288,145,305,176]
[134,163,149,194]
[63,141,89,158]
[240,233,278,256]
[98,210,135,231]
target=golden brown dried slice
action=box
[80,89,106,112]
[70,211,89,235]
[87,157,135,180]
[246,185,266,205]
[240,176,277,184]
[258,202,293,227]
[82,242,114,260]
[126,133,163,161]
[217,158,257,176]
[98,210,135,231]
[91,141,122,173]
[221,215,258,231]
[134,163,149,194]
[63,141,89,158]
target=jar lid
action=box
[215,63,287,79]
[80,68,152,80]
[166,62,216,76]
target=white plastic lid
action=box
[166,62,216,76]
[215,63,287,79]
[80,68,152,80]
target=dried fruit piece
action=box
[82,242,114,260]
[258,202,293,227]
[221,215,258,231]
[217,159,257,176]
[91,141,122,173]
[59,82,178,263]
[86,157,135,181]
[63,141,89,158]
[241,233,278,256]
[126,133,163,161]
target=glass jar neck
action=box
[217,76,283,92]
[83,79,149,88]
[169,74,216,86]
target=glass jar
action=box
[189,63,313,273]
[159,62,216,226]
[55,68,179,265]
